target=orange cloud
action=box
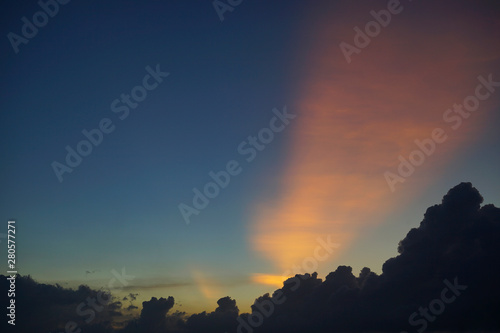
[251,274,287,289]
[250,1,500,276]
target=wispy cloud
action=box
[250,0,500,274]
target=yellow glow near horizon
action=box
[251,274,286,288]
[191,268,221,301]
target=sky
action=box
[1,0,500,319]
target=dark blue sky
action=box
[0,0,310,311]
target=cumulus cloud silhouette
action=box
[185,296,239,332]
[3,183,499,332]
[241,182,500,333]
[0,275,122,332]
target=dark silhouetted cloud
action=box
[3,183,499,333]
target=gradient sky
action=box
[1,0,499,315]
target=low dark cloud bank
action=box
[2,182,500,332]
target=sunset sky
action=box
[1,0,500,316]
